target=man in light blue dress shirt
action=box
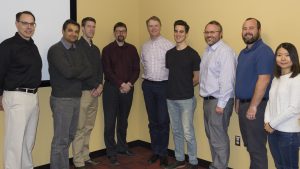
[199,20,236,169]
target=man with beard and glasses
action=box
[235,18,274,169]
[102,22,140,165]
[199,20,236,169]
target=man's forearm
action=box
[250,75,271,107]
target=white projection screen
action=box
[0,0,76,86]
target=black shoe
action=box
[84,159,99,166]
[74,166,86,169]
[164,160,185,169]
[109,156,120,165]
[147,154,159,164]
[118,150,135,156]
[159,156,168,167]
[186,163,198,169]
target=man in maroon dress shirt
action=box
[102,22,140,165]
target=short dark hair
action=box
[205,20,223,33]
[274,42,300,78]
[62,19,80,31]
[146,16,161,26]
[16,11,35,21]
[245,17,261,30]
[174,20,190,33]
[113,22,127,32]
[81,17,96,27]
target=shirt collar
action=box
[14,32,34,44]
[81,36,93,46]
[151,35,162,42]
[243,38,263,53]
[61,38,76,49]
[206,39,223,52]
[113,40,128,48]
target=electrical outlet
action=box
[235,135,241,146]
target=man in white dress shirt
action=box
[199,20,236,169]
[141,16,174,167]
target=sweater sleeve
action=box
[47,45,82,79]
[76,51,92,80]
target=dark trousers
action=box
[268,131,300,169]
[142,80,170,156]
[103,81,133,157]
[238,100,268,169]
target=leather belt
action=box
[203,96,217,100]
[8,88,38,94]
[144,79,167,83]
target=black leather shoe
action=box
[118,150,135,156]
[165,160,185,169]
[147,154,159,164]
[159,156,168,167]
[74,166,86,169]
[84,159,99,166]
[109,156,120,165]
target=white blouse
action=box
[264,73,300,132]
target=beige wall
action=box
[1,0,300,168]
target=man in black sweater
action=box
[72,17,103,169]
[48,19,92,169]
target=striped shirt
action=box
[141,36,174,81]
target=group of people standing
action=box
[141,16,300,169]
[0,11,299,169]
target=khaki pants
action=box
[72,90,98,167]
[3,91,39,169]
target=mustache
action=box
[244,33,253,36]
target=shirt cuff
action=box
[217,100,227,109]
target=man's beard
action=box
[117,35,125,42]
[242,33,260,44]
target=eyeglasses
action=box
[203,31,220,35]
[115,30,126,34]
[17,20,36,27]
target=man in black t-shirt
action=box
[165,20,201,169]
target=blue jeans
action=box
[268,130,300,169]
[167,97,198,165]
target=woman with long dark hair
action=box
[264,42,300,169]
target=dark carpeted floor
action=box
[70,146,207,169]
